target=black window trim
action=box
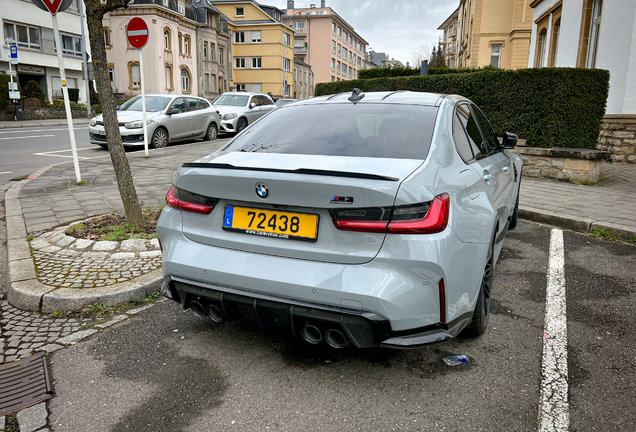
[467,102,501,155]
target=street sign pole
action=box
[126,17,150,157]
[8,42,18,121]
[9,61,16,121]
[139,49,148,157]
[52,13,81,183]
[79,0,91,119]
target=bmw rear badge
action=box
[256,183,269,198]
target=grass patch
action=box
[49,291,161,321]
[26,236,34,241]
[587,227,631,243]
[76,180,86,186]
[5,416,19,432]
[65,209,161,241]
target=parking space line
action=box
[538,229,569,432]
[0,135,56,140]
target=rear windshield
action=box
[223,104,438,159]
[214,95,249,107]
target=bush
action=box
[358,66,498,80]
[0,74,21,110]
[68,88,80,103]
[315,68,609,149]
[22,80,46,103]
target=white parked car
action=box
[213,92,276,134]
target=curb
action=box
[0,120,90,129]
[4,178,162,313]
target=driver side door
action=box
[163,98,190,141]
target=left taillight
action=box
[166,185,218,215]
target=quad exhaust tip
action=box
[301,324,323,345]
[325,329,349,349]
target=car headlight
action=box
[124,119,153,129]
[222,113,237,120]
[89,118,97,126]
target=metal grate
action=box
[0,353,52,416]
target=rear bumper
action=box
[162,276,473,349]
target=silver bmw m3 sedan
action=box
[156,90,523,349]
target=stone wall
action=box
[510,146,611,184]
[598,115,636,163]
[0,108,91,122]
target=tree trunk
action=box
[84,0,145,231]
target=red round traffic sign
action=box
[127,17,149,50]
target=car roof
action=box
[142,94,205,99]
[293,91,446,107]
[219,91,269,97]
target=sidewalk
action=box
[0,118,91,129]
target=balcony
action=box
[293,28,307,37]
[439,36,447,45]
[294,46,307,55]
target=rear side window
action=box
[223,104,438,160]
[456,103,486,160]
[453,111,475,164]
[471,104,500,152]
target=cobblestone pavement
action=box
[31,230,161,288]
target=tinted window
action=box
[187,98,202,111]
[457,103,486,160]
[169,98,187,114]
[213,95,248,106]
[223,104,438,160]
[471,104,500,152]
[119,96,171,112]
[259,95,274,106]
[453,111,474,164]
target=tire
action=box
[509,177,521,230]
[206,123,218,141]
[98,144,108,150]
[236,118,247,133]
[151,128,169,149]
[463,238,494,337]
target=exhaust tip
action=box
[190,300,206,318]
[207,304,223,323]
[325,329,349,349]
[301,324,323,345]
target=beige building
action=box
[103,1,198,97]
[293,56,313,99]
[438,8,460,68]
[441,0,533,70]
[284,1,368,85]
[193,1,231,99]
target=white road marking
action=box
[0,135,56,140]
[0,171,12,174]
[35,147,94,154]
[538,228,569,432]
[0,127,88,134]
[32,152,90,159]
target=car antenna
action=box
[348,88,365,104]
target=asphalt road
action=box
[46,221,636,432]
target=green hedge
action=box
[358,66,498,79]
[0,74,21,110]
[316,68,609,149]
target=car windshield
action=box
[275,99,297,107]
[213,95,249,107]
[119,96,172,112]
[223,104,438,160]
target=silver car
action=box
[88,94,220,149]
[157,90,523,349]
[213,92,276,134]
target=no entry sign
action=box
[127,18,149,50]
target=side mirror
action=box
[166,107,180,115]
[502,132,518,149]
[115,105,121,110]
[249,102,256,109]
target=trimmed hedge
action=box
[316,68,609,149]
[358,66,498,79]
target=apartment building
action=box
[193,0,231,99]
[0,0,89,102]
[284,1,368,85]
[212,0,293,98]
[103,0,198,96]
[438,7,459,68]
[293,56,313,99]
[443,0,533,69]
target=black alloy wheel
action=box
[236,118,247,133]
[464,239,494,337]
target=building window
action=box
[235,7,244,17]
[234,32,245,43]
[357,56,361,67]
[337,44,341,57]
[490,44,501,68]
[181,68,191,92]
[331,58,335,71]
[204,41,208,60]
[162,0,168,6]
[343,47,348,60]
[219,48,224,65]
[332,40,336,54]
[549,15,561,67]
[60,34,82,57]
[337,26,341,39]
[103,27,111,48]
[108,67,114,83]
[358,42,362,52]
[211,43,216,61]
[235,57,246,69]
[586,0,603,68]
[343,31,348,44]
[332,22,336,35]
[284,58,291,71]
[129,62,140,89]
[294,68,298,82]
[577,0,604,68]
[4,22,41,50]
[165,66,172,90]
[284,33,291,46]
[331,75,335,82]
[211,74,217,92]
[536,29,547,67]
[164,28,171,50]
[252,57,262,68]
[204,73,209,91]
[337,61,341,74]
[342,64,347,75]
[236,84,246,91]
[293,21,305,30]
[178,1,185,15]
[251,31,261,43]
[184,36,190,56]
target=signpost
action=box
[6,40,20,121]
[127,17,150,157]
[30,0,81,183]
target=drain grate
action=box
[0,352,52,416]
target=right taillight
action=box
[331,193,450,235]
[166,185,218,215]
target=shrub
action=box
[358,66,498,80]
[68,88,80,103]
[22,80,46,103]
[315,68,609,149]
[0,74,21,110]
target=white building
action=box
[0,0,90,103]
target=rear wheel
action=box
[206,123,218,141]
[236,118,247,133]
[464,239,494,337]
[151,128,168,149]
[509,189,520,230]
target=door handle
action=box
[483,174,492,182]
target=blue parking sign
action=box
[10,45,18,65]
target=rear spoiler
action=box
[181,163,400,182]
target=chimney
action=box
[321,0,325,7]
[287,1,294,10]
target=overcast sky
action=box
[269,0,458,66]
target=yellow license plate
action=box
[222,206,319,241]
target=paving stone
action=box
[120,239,147,251]
[37,343,64,353]
[94,315,128,329]
[149,238,160,249]
[40,246,62,253]
[29,238,50,250]
[93,241,118,251]
[126,304,154,315]
[111,252,135,260]
[56,329,98,345]
[70,239,94,250]
[140,250,162,258]
[48,231,66,243]
[56,236,76,247]
[15,402,47,432]
[17,349,33,357]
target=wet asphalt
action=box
[46,220,635,431]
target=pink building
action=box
[284,1,368,86]
[103,1,198,98]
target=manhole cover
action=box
[0,352,52,416]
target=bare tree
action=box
[84,0,145,231]
[409,45,430,67]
